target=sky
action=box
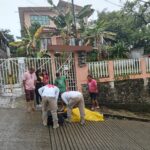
[0,0,124,39]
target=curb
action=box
[103,113,150,122]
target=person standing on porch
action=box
[23,67,37,112]
[87,75,100,111]
[61,91,85,125]
[38,84,59,128]
[54,72,69,111]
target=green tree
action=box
[10,23,41,57]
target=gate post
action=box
[74,52,88,92]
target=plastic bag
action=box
[71,108,104,122]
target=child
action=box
[87,75,99,111]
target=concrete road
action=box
[0,108,150,150]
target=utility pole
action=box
[71,0,77,37]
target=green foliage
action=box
[0,29,14,42]
[77,5,94,19]
[48,0,94,37]
[87,50,98,62]
[10,23,41,57]
[107,42,129,59]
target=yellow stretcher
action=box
[70,108,104,122]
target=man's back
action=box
[38,85,59,100]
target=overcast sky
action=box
[0,0,124,39]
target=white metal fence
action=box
[88,61,109,78]
[145,58,150,73]
[55,55,76,90]
[0,57,76,95]
[113,59,141,76]
[88,58,143,78]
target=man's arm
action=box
[61,93,68,105]
[55,87,60,101]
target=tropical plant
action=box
[9,22,41,57]
[47,0,94,40]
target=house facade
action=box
[18,0,83,50]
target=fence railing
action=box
[145,58,150,73]
[88,58,150,80]
[113,59,141,76]
[0,57,77,95]
[88,61,109,78]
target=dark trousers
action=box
[35,86,42,105]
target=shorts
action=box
[25,90,34,102]
[90,93,97,100]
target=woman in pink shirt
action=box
[87,75,99,111]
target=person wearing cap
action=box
[38,84,60,129]
[61,91,85,125]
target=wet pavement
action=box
[0,109,50,150]
[0,108,150,150]
[0,96,150,150]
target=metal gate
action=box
[0,57,76,96]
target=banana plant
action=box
[10,23,41,57]
[47,0,94,37]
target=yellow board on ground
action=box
[71,108,104,122]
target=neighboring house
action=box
[0,32,9,58]
[18,0,83,50]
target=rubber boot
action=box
[26,102,31,113]
[51,111,59,129]
[53,121,59,129]
[30,101,35,111]
[42,111,47,126]
[80,117,85,126]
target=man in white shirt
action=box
[61,91,85,125]
[38,84,59,128]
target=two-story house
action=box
[18,0,83,50]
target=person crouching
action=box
[61,91,85,125]
[38,84,59,129]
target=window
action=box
[40,38,51,50]
[30,15,50,25]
